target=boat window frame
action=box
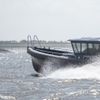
[71,42,96,55]
[88,43,100,54]
[71,41,100,55]
[71,42,81,54]
[81,43,88,54]
[71,42,77,54]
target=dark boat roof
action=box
[69,38,100,43]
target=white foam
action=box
[0,94,16,100]
[46,56,100,79]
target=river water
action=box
[0,48,100,100]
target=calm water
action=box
[0,48,100,100]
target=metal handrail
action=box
[27,35,33,48]
[27,34,42,48]
[33,35,42,48]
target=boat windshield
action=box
[71,42,100,55]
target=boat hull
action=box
[27,47,84,73]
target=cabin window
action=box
[77,43,81,53]
[88,43,95,54]
[81,43,100,55]
[71,41,100,55]
[87,43,100,54]
[88,43,93,49]
[94,44,100,50]
[72,43,77,53]
[93,44,100,53]
[72,43,81,53]
[82,43,87,54]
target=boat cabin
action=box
[69,38,100,56]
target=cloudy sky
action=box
[0,0,100,41]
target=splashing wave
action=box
[46,56,100,79]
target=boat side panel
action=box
[27,47,83,73]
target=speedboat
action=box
[27,35,100,73]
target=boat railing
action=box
[27,35,42,48]
[27,35,33,48]
[33,35,42,48]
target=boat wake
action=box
[46,56,100,79]
[0,94,16,100]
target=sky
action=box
[0,0,100,41]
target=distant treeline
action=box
[0,40,26,43]
[0,40,68,43]
[0,40,69,48]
